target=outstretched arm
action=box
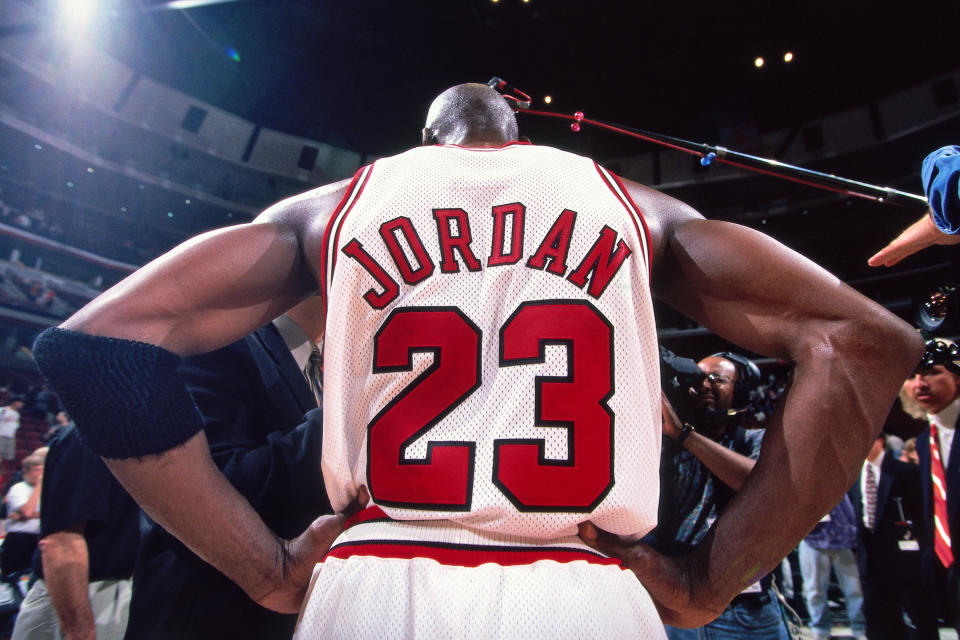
[867,210,960,267]
[592,183,923,627]
[869,146,960,266]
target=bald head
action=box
[423,83,519,147]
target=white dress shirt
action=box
[930,397,960,466]
[272,313,313,373]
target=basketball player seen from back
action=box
[33,83,922,638]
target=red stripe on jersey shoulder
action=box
[324,540,625,569]
[592,163,653,280]
[319,163,375,314]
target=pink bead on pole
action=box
[571,111,585,132]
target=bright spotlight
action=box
[784,52,794,63]
[58,0,98,33]
[754,56,765,69]
[544,95,552,104]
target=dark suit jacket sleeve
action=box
[178,334,330,538]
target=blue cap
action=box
[922,145,960,234]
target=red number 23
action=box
[368,300,614,513]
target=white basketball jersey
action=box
[320,142,661,540]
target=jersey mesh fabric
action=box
[321,142,661,540]
[293,555,666,640]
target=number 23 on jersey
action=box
[368,299,615,513]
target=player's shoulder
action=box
[611,175,705,268]
[614,175,702,222]
[255,176,355,232]
[261,178,354,219]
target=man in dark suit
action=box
[904,352,960,635]
[849,432,936,639]
[124,298,330,640]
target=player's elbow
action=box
[59,302,127,337]
[804,311,923,385]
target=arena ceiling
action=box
[6,0,960,353]
[48,0,960,157]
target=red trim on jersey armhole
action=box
[324,541,626,569]
[593,163,653,280]
[319,164,374,314]
[610,172,653,278]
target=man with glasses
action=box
[653,353,789,640]
[902,344,960,635]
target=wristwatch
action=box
[676,422,695,444]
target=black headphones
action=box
[709,351,762,410]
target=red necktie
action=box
[930,422,954,568]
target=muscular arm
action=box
[62,178,348,355]
[41,182,350,612]
[103,431,345,613]
[40,525,95,640]
[596,182,924,626]
[62,221,313,357]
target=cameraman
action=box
[653,352,789,640]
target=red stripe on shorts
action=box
[344,505,389,529]
[324,540,625,568]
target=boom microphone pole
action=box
[488,77,927,208]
